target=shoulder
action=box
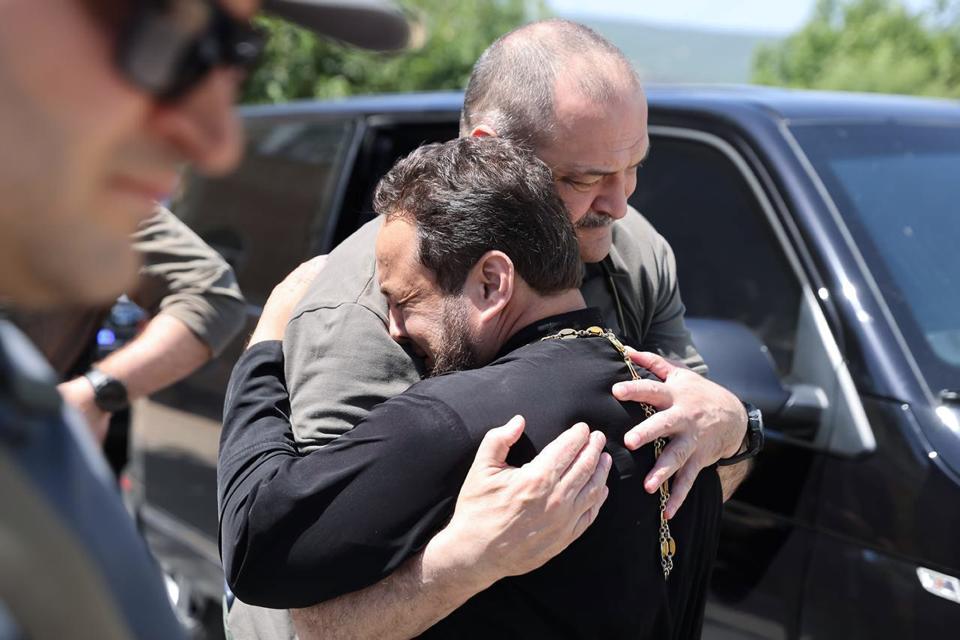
[361,386,474,454]
[402,339,631,419]
[290,217,384,321]
[609,205,678,286]
[132,204,206,250]
[284,298,402,367]
[611,206,674,264]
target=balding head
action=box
[460,19,641,148]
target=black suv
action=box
[125,86,960,638]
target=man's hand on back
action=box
[429,416,613,588]
[290,415,612,640]
[612,349,747,519]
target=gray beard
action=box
[429,297,482,377]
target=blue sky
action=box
[549,0,931,35]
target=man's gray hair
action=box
[460,19,640,147]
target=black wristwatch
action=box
[717,402,764,466]
[83,368,129,413]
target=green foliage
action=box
[752,0,960,97]
[242,0,547,104]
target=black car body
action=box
[126,86,960,637]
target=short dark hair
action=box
[373,137,582,296]
[460,19,640,147]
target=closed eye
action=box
[563,176,602,192]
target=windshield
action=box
[790,122,960,397]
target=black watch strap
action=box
[83,368,129,413]
[717,402,764,466]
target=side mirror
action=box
[685,318,827,437]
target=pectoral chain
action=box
[540,326,675,580]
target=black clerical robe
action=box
[218,308,722,639]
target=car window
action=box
[172,118,358,305]
[333,120,460,247]
[631,134,801,376]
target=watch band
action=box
[717,402,764,466]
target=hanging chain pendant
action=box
[541,326,676,580]
[653,437,675,580]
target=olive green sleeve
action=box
[129,206,246,357]
[282,218,421,451]
[607,207,708,376]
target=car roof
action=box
[644,84,960,125]
[239,85,960,126]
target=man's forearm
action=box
[58,312,214,439]
[291,528,488,640]
[95,313,211,398]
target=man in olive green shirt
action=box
[9,205,245,452]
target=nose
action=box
[388,306,409,344]
[592,172,629,221]
[150,67,245,175]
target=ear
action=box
[464,250,514,322]
[468,124,498,138]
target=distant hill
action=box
[564,15,783,84]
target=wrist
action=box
[247,321,286,348]
[421,526,496,598]
[60,376,96,406]
[718,402,764,466]
[83,367,129,413]
[720,397,749,459]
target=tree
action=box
[243,0,547,104]
[752,0,960,98]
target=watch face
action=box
[92,376,128,413]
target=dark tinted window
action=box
[173,118,357,304]
[791,122,960,394]
[333,121,460,246]
[631,135,800,374]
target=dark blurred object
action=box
[96,297,147,477]
[265,0,411,51]
[94,297,147,361]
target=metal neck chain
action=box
[540,325,676,580]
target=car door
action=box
[632,122,874,639]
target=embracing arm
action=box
[58,314,212,440]
[290,418,611,640]
[217,341,466,608]
[218,340,611,609]
[611,211,749,512]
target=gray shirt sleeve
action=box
[283,218,422,450]
[606,207,708,375]
[130,206,246,357]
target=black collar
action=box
[495,307,606,360]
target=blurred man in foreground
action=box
[0,0,409,637]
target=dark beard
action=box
[429,297,482,377]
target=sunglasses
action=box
[113,0,265,101]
